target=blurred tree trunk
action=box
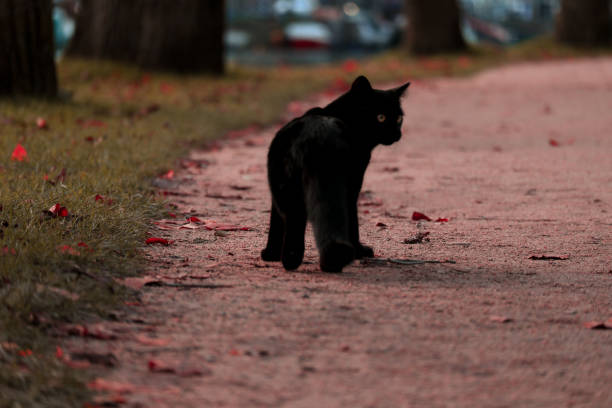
[556,0,610,46]
[405,0,466,54]
[68,0,224,74]
[0,0,58,97]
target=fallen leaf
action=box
[160,169,174,179]
[148,359,207,377]
[583,321,610,330]
[135,335,171,347]
[145,237,173,246]
[203,220,251,231]
[47,203,69,218]
[70,351,118,367]
[36,117,48,129]
[94,194,104,202]
[77,119,106,128]
[10,144,27,161]
[148,359,175,373]
[1,247,17,256]
[549,138,560,147]
[61,324,118,340]
[376,222,387,228]
[403,231,430,244]
[382,166,399,173]
[38,283,80,300]
[435,218,449,222]
[528,255,569,261]
[56,346,64,359]
[490,315,513,323]
[87,378,136,394]
[119,276,159,290]
[206,193,243,200]
[160,83,174,94]
[342,59,359,73]
[179,222,199,230]
[412,211,431,221]
[187,216,202,223]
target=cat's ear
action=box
[390,81,411,98]
[350,76,372,94]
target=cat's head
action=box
[348,75,410,146]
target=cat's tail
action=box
[304,175,355,273]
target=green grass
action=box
[1,37,610,407]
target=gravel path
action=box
[73,58,612,407]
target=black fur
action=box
[262,76,410,272]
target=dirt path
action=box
[73,58,611,407]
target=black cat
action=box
[261,75,410,272]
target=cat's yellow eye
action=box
[397,116,403,124]
[377,114,386,123]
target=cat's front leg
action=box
[261,205,283,262]
[349,201,374,259]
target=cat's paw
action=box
[261,247,281,262]
[355,244,374,259]
[282,248,304,271]
[320,242,355,273]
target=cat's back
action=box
[270,109,348,159]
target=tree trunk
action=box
[556,0,610,46]
[0,0,58,97]
[405,0,466,54]
[68,0,224,74]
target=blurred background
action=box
[51,0,569,65]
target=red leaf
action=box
[167,212,177,218]
[59,245,80,256]
[48,203,69,217]
[549,138,560,147]
[18,349,33,357]
[76,119,106,128]
[187,216,202,223]
[160,169,174,179]
[160,83,174,94]
[10,144,27,161]
[56,346,64,359]
[457,56,472,69]
[94,194,104,202]
[412,211,431,221]
[435,218,449,223]
[584,321,610,330]
[36,117,48,129]
[77,242,89,248]
[145,237,173,246]
[342,59,359,73]
[148,359,175,373]
[2,247,17,256]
